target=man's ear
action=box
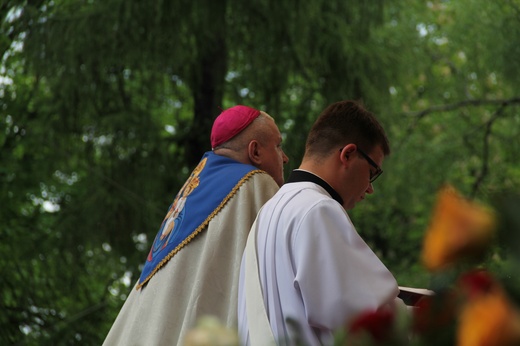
[340,143,357,164]
[247,140,262,166]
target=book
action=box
[398,286,435,306]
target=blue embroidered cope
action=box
[137,151,260,289]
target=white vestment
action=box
[238,179,399,346]
[104,172,279,346]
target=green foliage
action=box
[1,0,520,344]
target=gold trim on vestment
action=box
[136,169,265,290]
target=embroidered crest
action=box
[137,151,264,289]
[148,158,206,260]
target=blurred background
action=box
[1,0,520,344]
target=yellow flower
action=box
[457,289,520,346]
[183,316,239,346]
[421,185,496,271]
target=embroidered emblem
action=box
[137,151,264,289]
[148,158,206,261]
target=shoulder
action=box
[264,182,346,226]
[240,170,279,191]
[231,170,279,206]
[280,182,342,210]
[300,197,348,228]
[282,185,351,231]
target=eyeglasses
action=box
[357,148,383,183]
[340,147,383,183]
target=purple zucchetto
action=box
[210,105,261,149]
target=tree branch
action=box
[469,104,507,198]
[397,97,520,149]
[405,97,520,119]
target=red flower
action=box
[457,269,496,299]
[348,309,394,342]
[412,292,458,335]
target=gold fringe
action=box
[136,169,265,290]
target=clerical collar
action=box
[286,170,344,205]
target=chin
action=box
[344,203,355,211]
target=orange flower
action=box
[421,185,496,271]
[456,270,520,346]
[457,289,520,346]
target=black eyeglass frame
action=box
[340,146,383,183]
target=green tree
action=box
[2,0,520,344]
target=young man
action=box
[238,100,402,346]
[103,105,289,346]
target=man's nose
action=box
[283,152,289,164]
